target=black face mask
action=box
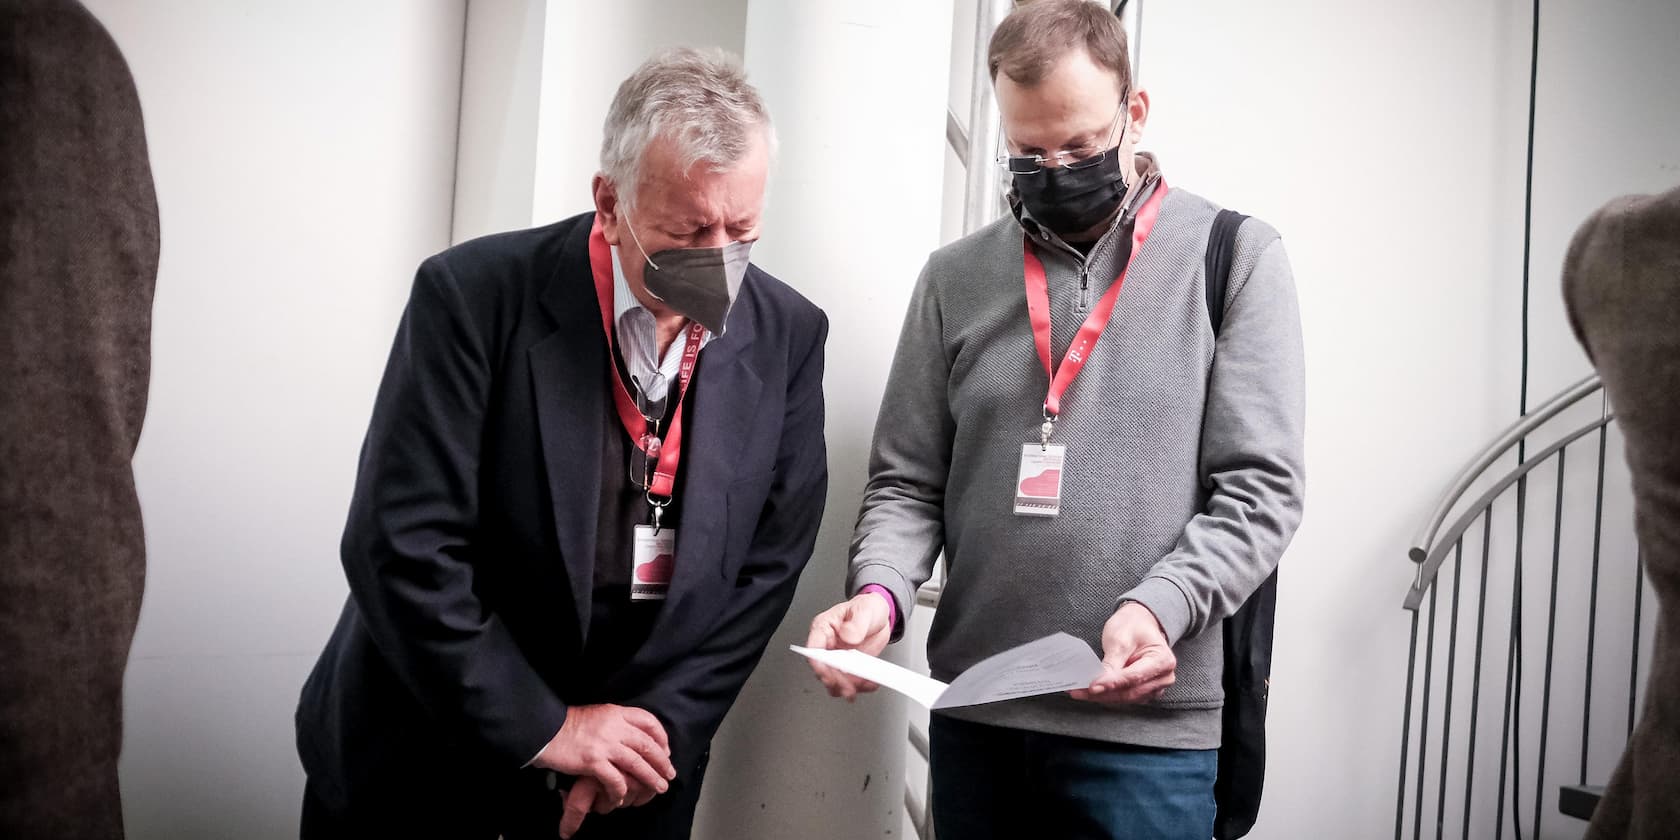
[639,240,752,336]
[623,211,752,335]
[1013,145,1128,237]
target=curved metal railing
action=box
[1395,375,1647,840]
[1408,376,1605,570]
[904,579,944,840]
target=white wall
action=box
[1521,0,1680,404]
[1138,0,1520,831]
[452,0,752,242]
[1134,1,1680,837]
[85,2,467,837]
[1391,3,1680,837]
[528,0,750,228]
[453,0,547,243]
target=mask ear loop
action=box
[620,208,663,271]
[1113,88,1133,153]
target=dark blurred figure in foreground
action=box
[1565,184,1680,840]
[0,1,159,836]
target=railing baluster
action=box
[1535,451,1567,838]
[1416,583,1439,840]
[1630,549,1645,740]
[1496,604,1516,840]
[1400,379,1627,839]
[1583,425,1608,784]
[1497,475,1528,840]
[1464,513,1494,840]
[1435,540,1464,840]
[1399,608,1422,840]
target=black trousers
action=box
[301,752,709,840]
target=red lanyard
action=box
[589,217,704,501]
[1023,182,1167,421]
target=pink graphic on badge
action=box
[637,553,675,583]
[1018,468,1061,498]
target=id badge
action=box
[632,525,676,601]
[1014,443,1066,517]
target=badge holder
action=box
[632,493,675,601]
[632,423,677,600]
[1015,407,1065,517]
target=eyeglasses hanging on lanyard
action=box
[622,325,704,534]
[589,216,708,535]
[628,371,669,494]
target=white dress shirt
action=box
[611,245,714,418]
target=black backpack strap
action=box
[1205,209,1247,335]
[1207,206,1272,840]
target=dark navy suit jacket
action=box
[296,212,828,808]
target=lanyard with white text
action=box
[588,217,704,522]
[1022,182,1166,447]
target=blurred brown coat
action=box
[0,0,158,836]
[1567,185,1680,840]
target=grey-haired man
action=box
[296,48,828,839]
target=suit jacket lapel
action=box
[530,219,604,642]
[667,350,761,598]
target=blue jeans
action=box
[929,714,1217,840]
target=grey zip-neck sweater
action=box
[848,158,1306,749]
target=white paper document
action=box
[791,632,1103,710]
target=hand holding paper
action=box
[1071,601,1178,704]
[792,632,1103,710]
[804,592,895,700]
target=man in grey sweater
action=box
[805,3,1304,838]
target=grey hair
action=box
[600,47,776,210]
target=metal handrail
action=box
[1394,375,1635,840]
[959,0,1010,232]
[1403,414,1614,609]
[905,718,932,840]
[1408,374,1602,566]
[945,110,968,167]
[905,570,944,840]
[916,577,944,609]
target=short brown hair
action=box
[988,0,1131,93]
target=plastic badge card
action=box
[1015,443,1065,516]
[791,632,1103,710]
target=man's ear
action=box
[1125,87,1151,145]
[593,173,624,247]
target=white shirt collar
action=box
[610,244,645,325]
[609,245,713,404]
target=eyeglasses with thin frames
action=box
[995,100,1128,175]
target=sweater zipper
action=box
[1076,230,1122,313]
[1033,219,1121,313]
